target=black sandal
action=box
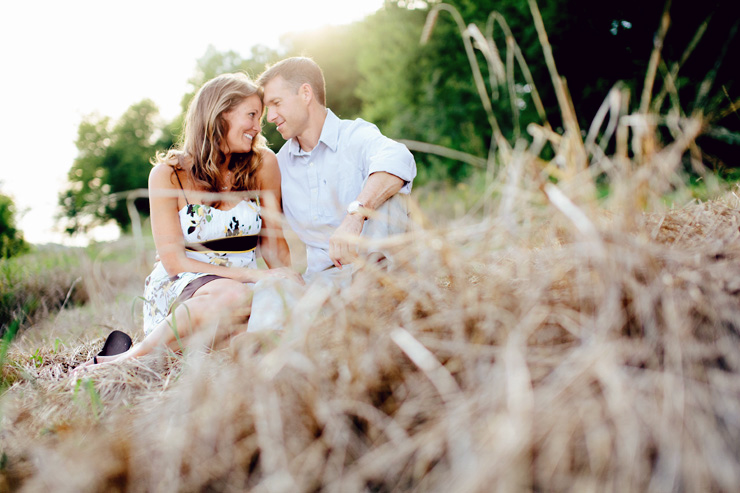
[94,330,133,364]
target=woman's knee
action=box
[200,280,252,309]
[222,283,252,308]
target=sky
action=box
[0,0,385,246]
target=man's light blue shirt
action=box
[276,109,417,274]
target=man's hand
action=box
[329,213,365,269]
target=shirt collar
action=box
[319,108,339,152]
[287,108,339,156]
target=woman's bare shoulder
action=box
[150,153,193,182]
[256,148,279,181]
[149,162,179,188]
[261,146,277,158]
[255,161,280,193]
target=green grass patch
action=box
[0,245,89,337]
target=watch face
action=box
[348,201,362,214]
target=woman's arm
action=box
[255,150,292,268]
[148,164,267,283]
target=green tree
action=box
[281,24,365,120]
[356,0,738,181]
[357,0,524,181]
[0,192,29,258]
[181,44,279,109]
[355,4,458,181]
[58,100,173,235]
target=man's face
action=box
[263,76,309,141]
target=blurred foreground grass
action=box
[1,174,740,491]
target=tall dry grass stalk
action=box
[2,2,740,492]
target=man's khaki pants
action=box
[246,194,410,333]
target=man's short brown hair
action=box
[257,57,326,106]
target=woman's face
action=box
[221,94,262,155]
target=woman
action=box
[79,73,302,368]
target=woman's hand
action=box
[253,267,305,285]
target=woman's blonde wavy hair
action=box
[154,73,267,204]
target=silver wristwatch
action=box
[347,200,366,218]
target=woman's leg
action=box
[94,279,252,365]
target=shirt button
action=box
[309,162,314,167]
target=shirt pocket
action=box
[318,170,347,218]
[330,166,364,217]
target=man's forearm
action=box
[328,172,405,269]
[355,172,404,212]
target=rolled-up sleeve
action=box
[355,122,417,194]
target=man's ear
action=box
[299,82,313,104]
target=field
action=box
[3,154,740,492]
[3,4,740,491]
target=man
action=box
[256,57,417,275]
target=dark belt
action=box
[185,235,259,253]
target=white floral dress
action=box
[142,200,262,335]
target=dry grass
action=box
[3,3,740,492]
[2,166,740,492]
